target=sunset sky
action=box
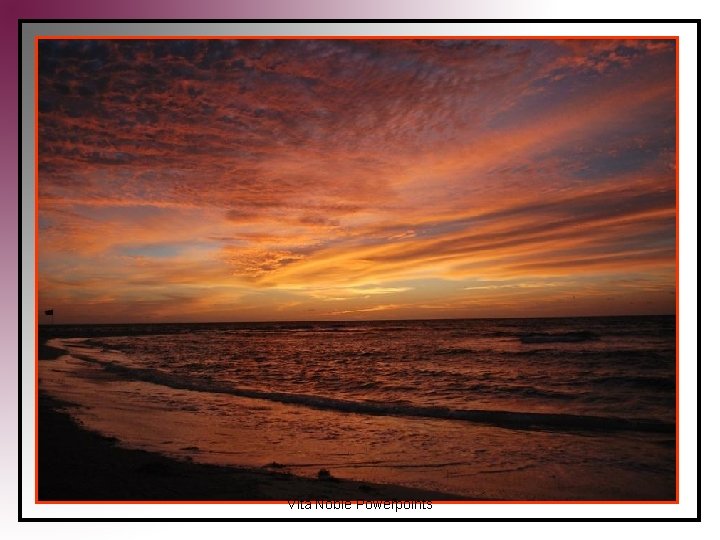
[38,39,676,323]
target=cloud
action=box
[37,39,677,321]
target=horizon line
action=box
[37,313,677,326]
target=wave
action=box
[434,347,478,355]
[468,383,580,401]
[518,331,600,344]
[65,347,674,434]
[591,375,675,390]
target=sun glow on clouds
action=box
[38,39,676,322]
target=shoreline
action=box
[38,335,465,502]
[38,393,463,502]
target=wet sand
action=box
[38,337,463,502]
[39,394,464,502]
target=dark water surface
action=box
[40,316,676,500]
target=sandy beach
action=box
[38,334,463,502]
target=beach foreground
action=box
[38,393,460,502]
[39,337,462,502]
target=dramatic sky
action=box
[38,39,676,323]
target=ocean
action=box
[39,316,676,500]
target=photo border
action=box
[18,19,700,522]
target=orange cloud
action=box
[38,39,676,322]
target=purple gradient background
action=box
[7,2,525,522]
[6,2,701,524]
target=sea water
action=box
[39,316,676,500]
